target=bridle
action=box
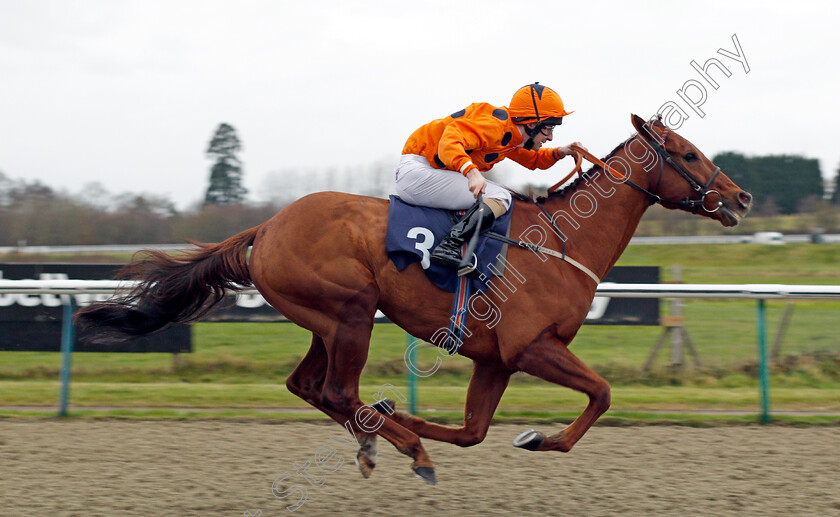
[633,122,724,214]
[548,121,725,214]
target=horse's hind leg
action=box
[512,328,611,452]
[285,334,328,408]
[318,290,437,484]
[285,333,379,478]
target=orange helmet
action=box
[508,82,572,125]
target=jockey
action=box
[396,82,583,270]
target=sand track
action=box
[2,421,839,516]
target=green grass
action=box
[619,244,840,284]
[636,208,840,236]
[1,409,838,427]
[0,242,837,420]
[3,296,839,369]
[3,304,836,385]
[2,380,838,412]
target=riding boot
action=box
[430,201,496,269]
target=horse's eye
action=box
[684,152,698,162]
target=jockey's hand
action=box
[558,141,587,160]
[466,169,487,199]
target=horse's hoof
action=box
[512,429,544,451]
[355,434,378,479]
[372,398,395,415]
[412,466,437,485]
[355,453,376,479]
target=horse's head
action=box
[630,114,752,227]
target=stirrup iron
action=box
[457,253,478,277]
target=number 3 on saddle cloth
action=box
[385,195,513,295]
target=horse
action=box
[76,114,752,485]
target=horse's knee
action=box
[453,427,487,447]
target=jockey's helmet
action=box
[508,83,573,127]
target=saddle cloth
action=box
[385,195,512,293]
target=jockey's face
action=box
[525,123,554,150]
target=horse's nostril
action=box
[738,191,753,208]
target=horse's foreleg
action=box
[375,361,511,447]
[513,329,611,453]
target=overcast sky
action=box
[1,0,837,209]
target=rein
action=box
[550,127,724,213]
[549,143,663,204]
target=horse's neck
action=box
[537,146,653,281]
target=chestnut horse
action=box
[76,115,751,484]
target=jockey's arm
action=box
[507,143,583,170]
[438,119,499,176]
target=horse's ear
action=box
[630,114,647,134]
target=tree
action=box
[204,123,246,205]
[832,162,840,205]
[713,152,753,190]
[713,152,823,214]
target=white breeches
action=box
[395,154,512,211]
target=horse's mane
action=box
[507,136,634,204]
[510,115,663,204]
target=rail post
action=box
[756,299,770,424]
[58,296,75,417]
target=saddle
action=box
[385,195,512,293]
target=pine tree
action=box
[204,123,246,205]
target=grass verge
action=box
[1,408,838,427]
[2,381,838,411]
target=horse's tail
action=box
[75,225,260,340]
